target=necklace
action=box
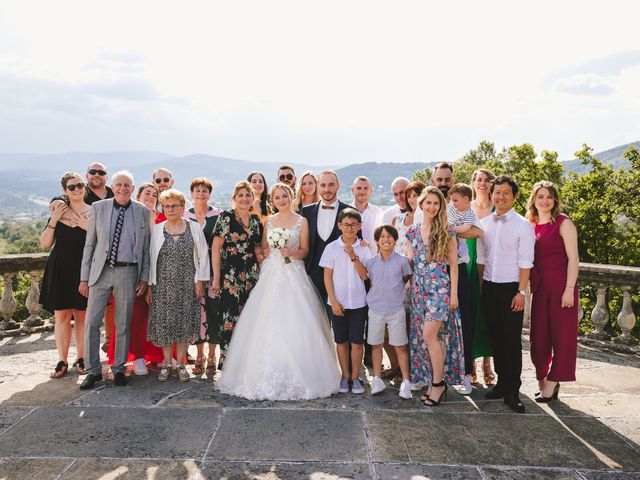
[165,220,186,236]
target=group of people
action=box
[39,160,579,412]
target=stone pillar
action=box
[0,273,19,331]
[23,270,44,328]
[613,286,638,345]
[587,284,610,340]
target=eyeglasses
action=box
[66,182,85,192]
[340,223,359,229]
[87,169,107,176]
[155,177,171,184]
[279,173,294,181]
[163,203,183,210]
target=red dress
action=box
[107,212,166,365]
[530,214,578,382]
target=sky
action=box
[0,1,639,166]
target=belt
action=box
[111,261,137,267]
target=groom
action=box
[302,170,353,305]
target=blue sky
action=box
[0,0,638,165]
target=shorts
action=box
[367,308,408,346]
[330,306,367,345]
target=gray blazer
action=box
[80,198,151,286]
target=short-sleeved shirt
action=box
[447,204,483,264]
[364,252,412,315]
[319,237,373,309]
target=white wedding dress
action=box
[216,216,341,400]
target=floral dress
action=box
[212,209,263,369]
[407,223,465,387]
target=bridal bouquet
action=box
[267,227,292,264]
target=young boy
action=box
[448,183,477,235]
[364,225,413,399]
[320,208,373,394]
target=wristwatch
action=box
[517,289,526,296]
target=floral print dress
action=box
[212,209,263,369]
[407,223,465,387]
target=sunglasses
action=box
[87,169,107,176]
[279,173,294,181]
[155,177,171,184]
[66,182,85,192]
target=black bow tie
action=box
[321,205,335,210]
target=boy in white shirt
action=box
[320,209,373,395]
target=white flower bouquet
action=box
[267,227,292,263]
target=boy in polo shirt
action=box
[363,224,413,399]
[320,208,373,394]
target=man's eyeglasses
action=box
[66,182,85,192]
[87,169,107,176]
[340,223,359,229]
[279,173,294,181]
[155,177,171,184]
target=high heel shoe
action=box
[423,380,448,407]
[535,383,560,403]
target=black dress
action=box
[39,222,88,312]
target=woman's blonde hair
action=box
[293,171,319,211]
[270,183,294,212]
[417,186,451,261]
[526,180,562,223]
[159,188,186,207]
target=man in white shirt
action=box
[477,175,535,413]
[382,177,410,225]
[350,176,384,246]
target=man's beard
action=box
[438,185,450,198]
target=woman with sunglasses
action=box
[40,172,91,378]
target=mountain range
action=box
[0,141,636,219]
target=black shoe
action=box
[113,371,127,386]
[484,386,504,399]
[535,383,560,403]
[79,373,103,390]
[504,394,525,413]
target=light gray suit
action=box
[81,198,150,376]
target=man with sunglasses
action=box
[276,165,297,192]
[85,162,114,205]
[152,168,192,212]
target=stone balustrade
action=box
[0,253,51,335]
[0,254,638,350]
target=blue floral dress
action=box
[407,223,465,387]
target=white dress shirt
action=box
[382,205,402,225]
[351,202,384,245]
[476,209,535,283]
[317,199,339,241]
[319,237,373,309]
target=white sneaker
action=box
[370,376,386,395]
[399,380,413,399]
[454,375,472,395]
[411,381,427,391]
[132,358,148,376]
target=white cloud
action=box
[554,74,617,96]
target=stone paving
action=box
[0,331,639,479]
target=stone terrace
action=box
[0,332,639,480]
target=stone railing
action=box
[0,253,51,336]
[578,262,640,351]
[0,254,638,350]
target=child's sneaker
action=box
[370,376,386,395]
[339,378,350,393]
[454,375,472,395]
[399,379,413,399]
[351,379,365,394]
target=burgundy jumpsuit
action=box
[530,214,579,382]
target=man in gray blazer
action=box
[78,170,150,389]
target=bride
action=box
[216,183,341,400]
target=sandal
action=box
[72,358,86,375]
[483,360,495,386]
[205,356,216,375]
[423,380,448,407]
[192,355,205,375]
[50,361,68,379]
